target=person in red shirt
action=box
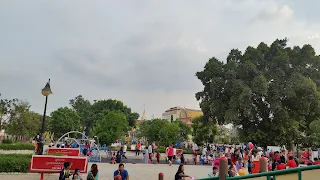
[167,145,174,166]
[287,156,297,168]
[314,158,320,165]
[276,160,286,170]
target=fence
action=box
[198,165,320,180]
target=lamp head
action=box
[41,79,52,96]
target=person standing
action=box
[135,142,141,156]
[123,143,127,156]
[144,148,149,164]
[114,163,129,180]
[168,145,174,166]
[148,144,153,162]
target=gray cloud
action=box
[1,0,320,118]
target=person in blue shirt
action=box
[113,163,129,180]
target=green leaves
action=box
[93,111,128,146]
[196,38,320,147]
[136,119,180,146]
[192,116,217,145]
[49,107,82,137]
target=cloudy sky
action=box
[1,0,320,119]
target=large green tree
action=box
[92,99,139,127]
[196,39,320,147]
[2,98,42,138]
[137,119,180,146]
[49,107,82,137]
[69,96,139,135]
[69,95,93,134]
[173,121,192,141]
[192,116,217,145]
[93,111,128,145]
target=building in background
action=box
[162,106,203,127]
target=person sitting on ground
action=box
[286,156,297,168]
[59,162,72,180]
[314,158,320,165]
[114,163,129,180]
[208,167,219,177]
[276,160,286,170]
[72,168,83,180]
[116,151,122,163]
[87,164,99,180]
[175,165,191,180]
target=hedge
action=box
[0,142,35,150]
[0,154,32,173]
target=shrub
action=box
[2,139,13,144]
[0,154,32,173]
[0,142,35,150]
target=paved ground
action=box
[0,163,212,180]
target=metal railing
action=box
[198,165,320,180]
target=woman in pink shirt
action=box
[214,154,220,169]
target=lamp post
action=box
[37,79,52,155]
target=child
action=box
[201,155,207,165]
[180,154,186,165]
[59,162,72,180]
[72,168,83,180]
[111,155,116,164]
[236,157,243,171]
[156,151,161,164]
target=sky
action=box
[1,0,320,119]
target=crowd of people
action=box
[187,143,320,177]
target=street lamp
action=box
[37,79,52,155]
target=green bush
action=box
[0,154,32,173]
[2,139,13,144]
[0,142,35,150]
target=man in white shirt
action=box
[123,143,127,154]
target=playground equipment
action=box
[55,131,101,162]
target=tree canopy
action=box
[93,111,128,145]
[192,116,217,145]
[69,96,139,134]
[196,39,320,147]
[136,119,181,146]
[49,107,82,137]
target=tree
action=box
[173,121,192,141]
[69,95,92,134]
[192,116,217,145]
[308,118,320,147]
[136,119,180,146]
[2,98,42,138]
[196,39,320,147]
[5,110,41,138]
[69,96,140,135]
[0,95,22,130]
[93,111,128,145]
[92,99,139,127]
[49,107,82,137]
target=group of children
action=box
[59,162,99,180]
